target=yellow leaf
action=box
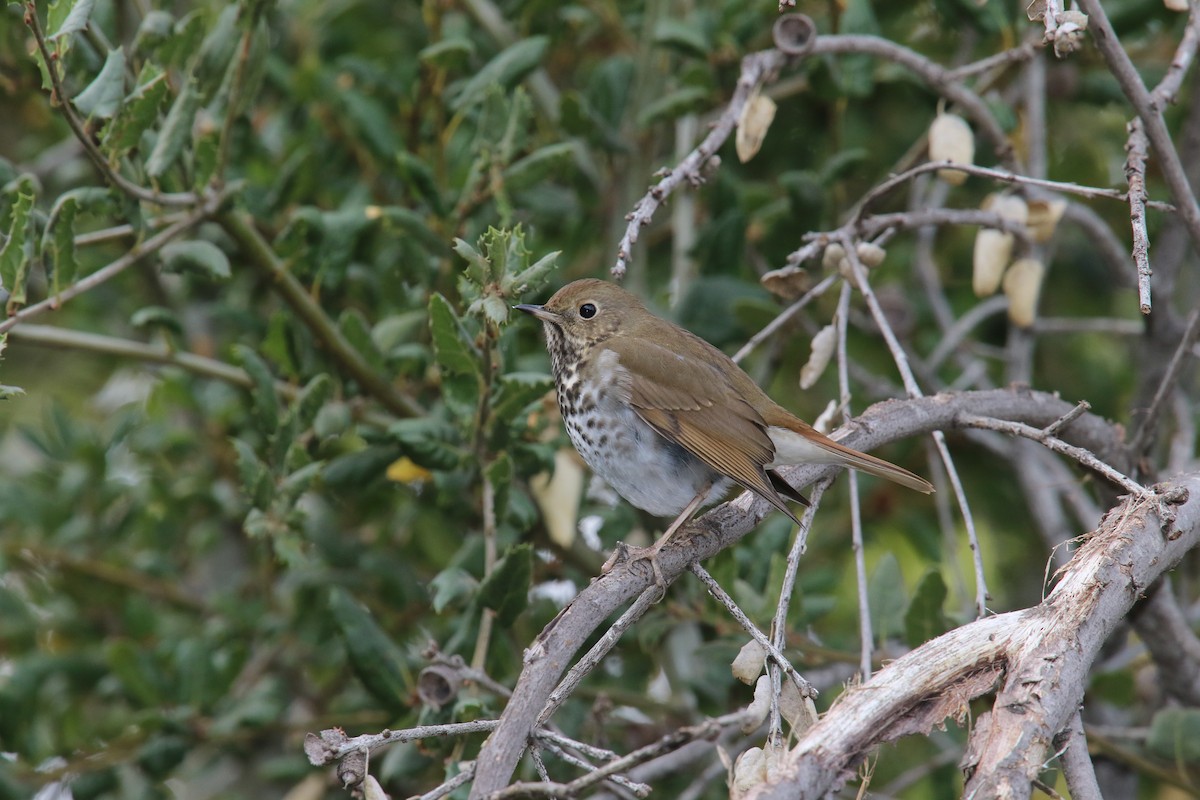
[387,456,433,484]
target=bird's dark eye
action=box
[579,303,597,319]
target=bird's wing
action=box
[605,336,801,525]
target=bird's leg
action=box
[602,485,711,599]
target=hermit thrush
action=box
[516,279,932,553]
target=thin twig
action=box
[537,586,662,726]
[1042,401,1092,438]
[732,274,838,363]
[841,241,990,617]
[1150,7,1200,108]
[0,198,220,334]
[688,564,813,696]
[959,414,1149,497]
[1129,307,1200,458]
[307,720,500,765]
[489,711,752,799]
[835,283,873,679]
[1125,118,1153,314]
[410,764,476,800]
[25,3,198,207]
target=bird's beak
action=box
[514,303,557,323]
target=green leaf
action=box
[418,37,475,70]
[103,65,170,157]
[428,293,480,377]
[503,142,580,193]
[430,567,477,614]
[491,372,553,423]
[192,4,240,101]
[130,306,184,336]
[451,36,549,111]
[485,454,512,522]
[868,553,906,644]
[329,588,409,713]
[836,0,880,98]
[395,150,446,215]
[279,462,323,505]
[653,19,710,58]
[233,345,280,433]
[0,187,35,311]
[43,196,78,294]
[509,250,559,295]
[387,418,462,471]
[323,445,399,488]
[636,86,708,128]
[904,570,949,648]
[1147,708,1200,765]
[146,78,200,178]
[294,374,334,431]
[231,438,272,507]
[160,240,231,280]
[373,206,452,257]
[105,639,164,706]
[338,309,385,372]
[47,0,98,42]
[478,544,532,627]
[74,47,126,119]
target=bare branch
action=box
[1125,118,1153,314]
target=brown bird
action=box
[516,279,932,563]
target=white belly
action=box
[563,385,730,518]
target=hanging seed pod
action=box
[736,92,778,163]
[731,639,767,684]
[972,194,1028,297]
[928,112,975,185]
[1003,257,1046,328]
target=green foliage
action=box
[0,0,1194,798]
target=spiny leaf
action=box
[103,65,170,157]
[0,187,35,311]
[428,293,480,377]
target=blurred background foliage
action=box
[0,0,1196,797]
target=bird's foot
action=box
[601,541,669,601]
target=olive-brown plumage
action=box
[517,279,932,530]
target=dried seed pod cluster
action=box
[824,241,887,289]
[928,112,975,185]
[971,193,1057,328]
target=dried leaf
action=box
[530,449,584,549]
[1026,198,1067,243]
[730,747,767,798]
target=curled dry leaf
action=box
[736,92,778,163]
[1003,257,1046,328]
[799,324,836,390]
[779,677,818,734]
[928,112,975,186]
[731,639,768,684]
[761,264,811,301]
[530,448,585,549]
[1026,198,1067,243]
